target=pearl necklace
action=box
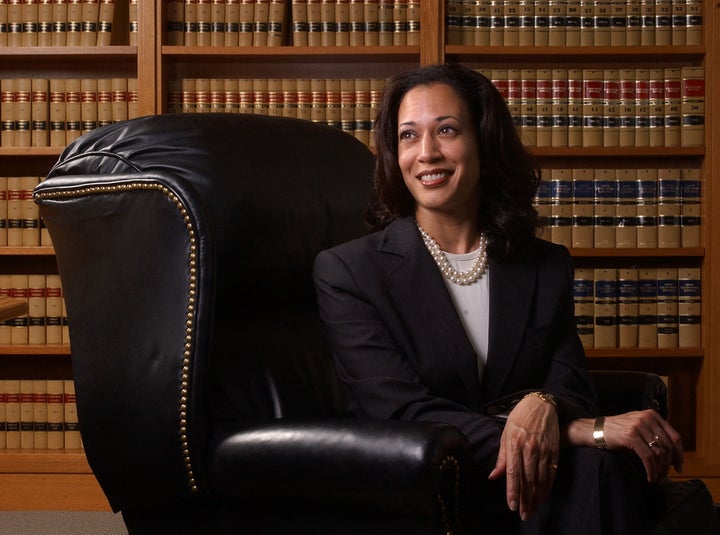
[417,223,489,285]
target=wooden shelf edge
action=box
[569,247,705,258]
[0,46,137,57]
[162,44,420,59]
[0,449,91,474]
[0,147,64,157]
[445,44,706,59]
[0,345,71,355]
[530,146,705,157]
[0,246,56,256]
[585,348,703,358]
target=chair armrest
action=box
[591,370,669,418]
[209,418,470,519]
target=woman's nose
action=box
[419,134,441,161]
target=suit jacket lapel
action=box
[379,218,483,409]
[482,252,537,401]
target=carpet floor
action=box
[0,511,127,535]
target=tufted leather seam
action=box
[35,181,201,495]
[436,455,464,535]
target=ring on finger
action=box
[648,435,662,449]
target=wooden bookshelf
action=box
[1,0,718,509]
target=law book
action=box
[15,78,32,147]
[549,168,572,248]
[617,268,639,348]
[0,0,8,46]
[663,67,681,147]
[5,379,21,449]
[167,0,184,44]
[445,0,460,43]
[46,379,64,449]
[671,0,686,44]
[63,380,81,449]
[0,177,7,246]
[21,0,39,46]
[680,66,704,147]
[21,175,39,247]
[609,0,626,44]
[581,0,595,45]
[656,267,678,348]
[581,68,603,147]
[62,296,69,345]
[634,68,650,147]
[392,0,407,45]
[340,78,355,136]
[184,0,198,46]
[594,268,617,348]
[506,69,522,132]
[657,168,681,248]
[655,0,672,44]
[550,68,568,147]
[573,267,595,347]
[534,168,552,241]
[252,78,268,115]
[638,267,658,347]
[128,0,137,45]
[685,0,702,45]
[516,0,532,45]
[533,0,549,45]
[0,380,5,449]
[593,168,616,247]
[6,177,23,246]
[336,0,350,45]
[0,275,11,345]
[80,78,97,135]
[678,267,701,347]
[128,77,138,120]
[266,78,282,116]
[1,79,15,147]
[32,379,48,449]
[547,0,565,45]
[166,79,182,114]
[593,0,611,45]
[489,0,503,45]
[520,69,537,147]
[321,0,337,45]
[615,168,638,247]
[7,0,22,46]
[291,0,308,44]
[45,274,63,344]
[97,77,112,127]
[51,0,67,45]
[571,168,594,248]
[618,68,636,147]
[280,78,297,117]
[626,0,641,44]
[648,68,665,147]
[66,0,82,45]
[239,0,254,45]
[640,0,654,44]
[65,78,82,144]
[196,0,212,45]
[565,0,581,44]
[10,274,29,345]
[347,0,363,44]
[680,167,701,247]
[535,69,553,147]
[19,379,34,448]
[636,168,658,248]
[210,0,225,45]
[223,0,240,45]
[503,0,519,44]
[236,78,252,113]
[80,0,99,46]
[363,0,379,44]
[31,78,49,148]
[306,0,322,44]
[368,77,384,149]
[602,69,619,147]
[110,77,127,123]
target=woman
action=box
[313,64,683,533]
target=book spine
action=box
[392,0,407,45]
[224,0,240,45]
[96,0,114,45]
[648,68,665,147]
[551,68,568,147]
[97,77,112,127]
[626,0,641,44]
[594,0,611,44]
[581,68,603,147]
[503,0,519,44]
[655,0,672,44]
[363,0,378,44]
[617,268,639,348]
[680,167,701,247]
[184,0,198,46]
[685,0,701,45]
[594,268,617,348]
[63,380,81,449]
[534,0,549,45]
[348,0,362,44]
[32,378,48,449]
[0,275,12,344]
[5,379,20,448]
[65,78,82,144]
[0,379,5,449]
[15,78,32,147]
[636,168,658,247]
[110,77,127,122]
[22,0,39,47]
[535,68,553,147]
[680,66,705,147]
[336,0,350,45]
[548,0,565,45]
[31,78,49,148]
[20,379,34,449]
[45,274,63,344]
[80,0,99,46]
[51,0,67,45]
[7,177,22,246]
[197,0,212,45]
[634,68,650,147]
[211,0,225,45]
[128,0,137,45]
[1,79,15,147]
[602,69,619,147]
[281,78,297,117]
[657,267,679,348]
[594,168,617,247]
[252,78,268,114]
[7,0,22,46]
[520,68,537,146]
[550,168,572,248]
[640,0,654,44]
[46,379,64,449]
[21,176,39,247]
[0,177,6,247]
[534,168,552,241]
[677,267,701,347]
[615,168,638,247]
[672,0,686,44]
[168,0,185,44]
[49,78,66,147]
[565,0,581,44]
[610,0,626,44]
[657,167,681,248]
[638,267,658,347]
[571,168,594,248]
[80,77,97,136]
[66,0,81,45]
[618,68,636,147]
[574,267,595,347]
[340,78,355,136]
[210,78,225,112]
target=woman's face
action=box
[397,82,481,221]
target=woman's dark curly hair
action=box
[368,63,542,258]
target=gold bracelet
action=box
[593,416,608,450]
[523,391,558,409]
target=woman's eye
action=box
[439,125,456,135]
[399,130,414,140]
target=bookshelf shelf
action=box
[585,347,703,359]
[0,345,71,356]
[0,46,137,58]
[162,45,420,59]
[0,247,56,256]
[530,147,706,158]
[0,450,91,474]
[445,45,705,62]
[569,248,704,258]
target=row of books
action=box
[447,0,703,47]
[0,0,116,47]
[480,66,705,148]
[0,379,80,450]
[0,274,69,347]
[170,77,386,146]
[535,167,700,249]
[574,267,700,349]
[0,78,139,148]
[0,176,50,248]
[166,0,421,47]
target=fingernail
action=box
[509,500,518,511]
[521,513,528,522]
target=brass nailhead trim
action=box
[36,182,200,494]
[437,455,464,535]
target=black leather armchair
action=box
[34,113,713,534]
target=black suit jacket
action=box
[313,216,598,471]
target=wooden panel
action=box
[0,474,111,511]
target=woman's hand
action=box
[488,394,560,521]
[565,410,684,483]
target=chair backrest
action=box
[34,113,375,511]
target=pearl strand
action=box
[417,223,488,285]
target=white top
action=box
[441,248,490,382]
